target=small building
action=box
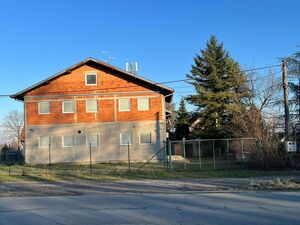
[11,58,173,164]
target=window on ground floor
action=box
[120,133,132,145]
[86,133,100,146]
[139,132,152,144]
[39,136,51,148]
[62,135,74,147]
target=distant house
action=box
[11,58,174,164]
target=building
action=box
[11,58,174,164]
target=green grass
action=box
[1,162,300,183]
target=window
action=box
[38,101,50,114]
[86,134,100,146]
[39,136,51,148]
[140,132,152,144]
[62,101,75,113]
[86,99,98,112]
[62,135,74,147]
[85,73,97,85]
[138,97,150,111]
[120,133,132,145]
[118,98,130,111]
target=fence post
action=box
[163,141,167,171]
[241,139,244,169]
[198,140,201,170]
[226,139,229,159]
[89,143,93,174]
[8,144,11,176]
[48,143,51,164]
[213,140,216,169]
[182,137,186,170]
[168,139,172,171]
[127,142,131,173]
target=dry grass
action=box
[250,178,300,190]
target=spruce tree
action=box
[286,50,300,136]
[175,98,190,139]
[186,36,246,138]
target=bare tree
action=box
[229,70,287,169]
[249,69,282,111]
[246,69,283,131]
[2,110,24,150]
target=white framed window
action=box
[62,101,75,114]
[39,136,51,148]
[62,135,74,147]
[118,98,130,111]
[38,101,50,114]
[86,99,98,112]
[120,133,132,145]
[138,97,150,111]
[86,133,100,146]
[85,73,97,86]
[139,132,152,144]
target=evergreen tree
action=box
[175,98,190,139]
[286,50,300,136]
[186,36,247,138]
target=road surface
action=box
[0,191,299,225]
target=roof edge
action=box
[11,57,174,101]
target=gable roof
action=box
[11,57,174,102]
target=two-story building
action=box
[11,58,174,164]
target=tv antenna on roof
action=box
[101,51,116,64]
[125,62,138,75]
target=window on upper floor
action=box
[120,133,132,145]
[38,101,50,114]
[39,136,51,148]
[85,73,97,86]
[86,133,100,146]
[86,99,98,113]
[62,135,74,147]
[118,98,130,111]
[139,132,152,144]
[137,97,150,111]
[62,101,75,114]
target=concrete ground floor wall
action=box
[25,120,166,164]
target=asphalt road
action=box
[0,191,299,225]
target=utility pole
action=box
[282,60,290,140]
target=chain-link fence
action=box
[0,138,260,177]
[166,138,260,171]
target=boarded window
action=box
[85,74,97,85]
[63,135,74,147]
[38,101,50,114]
[87,134,99,146]
[140,132,151,144]
[86,99,98,112]
[62,101,74,113]
[138,97,150,111]
[120,133,132,145]
[118,98,130,111]
[39,136,50,148]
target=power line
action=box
[241,64,281,72]
[0,64,283,98]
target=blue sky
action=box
[0,0,299,123]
